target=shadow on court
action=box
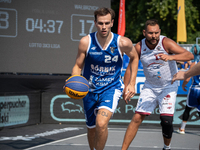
[0,124,199,150]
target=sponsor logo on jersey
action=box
[147,62,164,68]
[157,71,161,79]
[105,100,111,102]
[156,46,161,51]
[89,52,102,55]
[90,64,116,76]
[91,46,97,50]
[147,62,164,71]
[110,47,115,53]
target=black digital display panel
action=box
[0,0,110,74]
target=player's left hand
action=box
[182,84,187,92]
[124,84,135,104]
[157,53,172,61]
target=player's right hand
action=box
[171,71,186,84]
[124,84,135,104]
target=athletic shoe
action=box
[163,148,171,150]
[177,128,185,134]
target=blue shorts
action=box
[83,87,123,128]
[187,87,200,112]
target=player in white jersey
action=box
[121,19,194,150]
[70,8,139,150]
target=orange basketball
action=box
[64,75,89,99]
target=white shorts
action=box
[135,86,178,116]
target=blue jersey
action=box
[82,32,124,93]
[191,60,200,88]
[187,60,200,110]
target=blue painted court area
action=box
[0,124,199,150]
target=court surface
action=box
[0,124,199,150]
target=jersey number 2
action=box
[105,55,118,63]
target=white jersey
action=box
[140,35,178,88]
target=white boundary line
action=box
[24,133,87,150]
[23,127,200,150]
[108,128,162,131]
[44,143,197,150]
[108,127,200,133]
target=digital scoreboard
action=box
[0,0,110,74]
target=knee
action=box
[96,119,106,127]
[132,113,145,124]
[95,120,107,132]
[160,116,173,139]
[160,116,173,126]
[95,116,108,130]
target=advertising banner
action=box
[42,93,200,126]
[0,93,40,128]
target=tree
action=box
[111,0,200,44]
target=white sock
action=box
[164,143,171,149]
[180,121,187,129]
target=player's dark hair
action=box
[145,19,160,30]
[94,7,115,21]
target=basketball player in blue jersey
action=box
[172,61,200,81]
[121,19,194,150]
[70,7,139,150]
[173,60,200,134]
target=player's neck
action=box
[96,32,112,50]
[145,39,158,50]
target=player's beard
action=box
[146,38,159,46]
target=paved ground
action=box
[0,124,199,150]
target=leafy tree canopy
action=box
[111,0,200,44]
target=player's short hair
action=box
[94,7,115,21]
[145,19,160,30]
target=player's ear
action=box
[94,20,97,27]
[111,19,114,27]
[143,30,145,36]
